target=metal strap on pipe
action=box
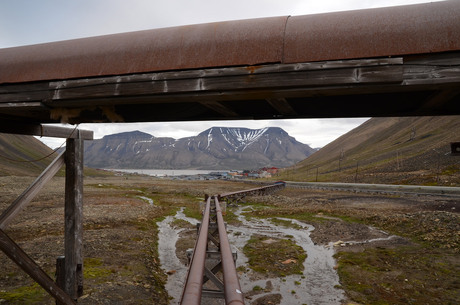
[214,197,245,305]
[180,197,211,305]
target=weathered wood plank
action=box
[43,81,402,108]
[0,91,50,103]
[56,256,66,305]
[0,101,44,108]
[0,229,76,305]
[1,54,459,122]
[64,138,84,299]
[0,149,65,229]
[47,58,403,89]
[202,260,223,285]
[0,122,93,140]
[204,266,225,291]
[48,65,404,100]
[201,289,225,299]
[403,65,460,85]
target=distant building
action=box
[259,171,272,178]
[209,171,229,178]
[260,167,278,175]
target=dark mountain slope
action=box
[280,116,460,186]
[0,133,55,176]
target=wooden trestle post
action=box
[64,137,84,300]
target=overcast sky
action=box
[0,0,445,148]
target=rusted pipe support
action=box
[219,182,285,200]
[180,197,211,305]
[214,197,245,305]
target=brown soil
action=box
[0,176,458,304]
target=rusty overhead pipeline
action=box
[1,1,459,84]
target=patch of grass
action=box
[244,201,273,209]
[270,217,302,229]
[327,213,364,224]
[366,211,459,252]
[252,285,263,291]
[442,165,460,175]
[84,257,115,280]
[171,218,194,229]
[335,246,460,305]
[183,205,202,220]
[244,206,323,224]
[223,208,242,225]
[243,235,306,277]
[0,283,47,304]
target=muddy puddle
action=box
[230,207,344,304]
[158,208,199,302]
[157,206,392,304]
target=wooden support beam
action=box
[204,266,225,291]
[266,98,297,116]
[64,137,84,299]
[0,229,76,305]
[203,260,223,285]
[199,101,239,117]
[208,232,220,247]
[0,122,93,140]
[451,142,460,156]
[41,62,404,104]
[3,56,460,122]
[56,256,66,305]
[201,289,225,299]
[0,149,66,229]
[417,88,460,113]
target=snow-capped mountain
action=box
[84,127,316,169]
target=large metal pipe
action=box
[180,197,211,305]
[215,197,245,305]
[1,1,459,84]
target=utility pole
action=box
[354,160,359,183]
[339,148,344,172]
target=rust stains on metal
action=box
[0,16,287,84]
[215,197,245,305]
[180,197,211,305]
[0,1,459,84]
[283,1,460,63]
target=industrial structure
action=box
[0,1,459,304]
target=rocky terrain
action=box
[1,117,459,304]
[0,175,458,304]
[84,127,315,170]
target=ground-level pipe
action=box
[215,197,245,305]
[180,197,211,305]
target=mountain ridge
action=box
[84,127,315,170]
